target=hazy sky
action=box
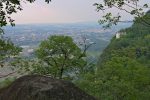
[12,0,149,24]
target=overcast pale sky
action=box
[12,0,149,24]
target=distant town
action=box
[3,23,131,59]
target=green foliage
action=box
[75,63,99,97]
[0,27,21,79]
[35,35,87,79]
[0,0,51,27]
[77,13,150,99]
[0,77,16,89]
[94,0,150,28]
[0,34,22,67]
[96,57,150,100]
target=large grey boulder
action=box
[0,75,96,100]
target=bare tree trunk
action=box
[59,66,64,79]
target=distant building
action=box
[116,32,126,39]
[27,49,34,53]
[116,32,121,39]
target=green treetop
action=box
[36,35,87,79]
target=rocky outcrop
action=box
[0,75,96,100]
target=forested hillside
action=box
[77,12,150,100]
